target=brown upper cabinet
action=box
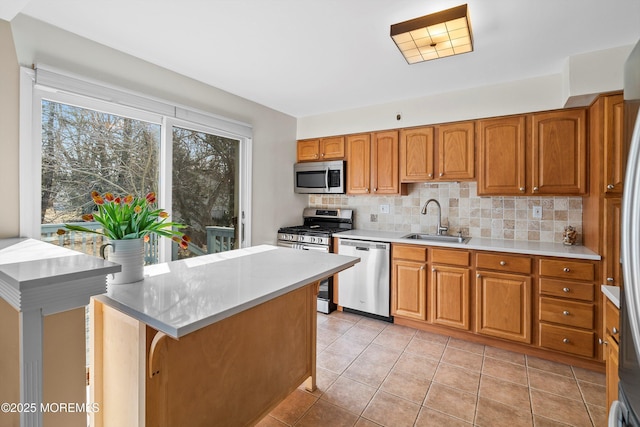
[603,94,625,194]
[478,109,587,196]
[347,131,406,195]
[400,121,474,182]
[297,136,345,162]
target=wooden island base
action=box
[90,282,319,427]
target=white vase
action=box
[100,238,145,284]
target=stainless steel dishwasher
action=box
[337,239,391,319]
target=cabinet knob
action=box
[519,187,525,192]
[607,277,614,282]
[562,338,570,344]
[563,267,570,273]
[315,154,319,158]
[607,184,615,190]
[439,172,444,177]
[599,338,608,346]
[563,310,570,316]
[428,173,433,178]
[613,327,619,334]
[533,186,539,192]
[499,261,506,266]
[420,266,425,271]
[562,287,570,293]
[476,273,481,278]
[321,153,325,157]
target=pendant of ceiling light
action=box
[391,4,473,64]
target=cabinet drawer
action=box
[539,323,595,358]
[393,245,427,262]
[539,297,594,329]
[605,299,620,343]
[539,278,594,302]
[476,253,531,274]
[539,259,594,281]
[431,248,470,266]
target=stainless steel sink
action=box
[402,233,471,244]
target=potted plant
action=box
[58,191,189,284]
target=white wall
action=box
[297,45,631,139]
[9,14,308,245]
[0,20,20,238]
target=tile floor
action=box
[257,310,607,427]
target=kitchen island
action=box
[90,245,358,427]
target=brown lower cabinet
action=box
[391,243,602,369]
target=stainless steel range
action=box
[277,208,353,313]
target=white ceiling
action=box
[4,0,640,118]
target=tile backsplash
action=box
[309,182,583,244]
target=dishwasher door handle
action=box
[355,247,370,251]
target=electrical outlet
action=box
[379,204,390,214]
[532,206,542,219]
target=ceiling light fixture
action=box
[390,4,473,64]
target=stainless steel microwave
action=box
[294,160,345,194]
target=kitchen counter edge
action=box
[334,230,600,260]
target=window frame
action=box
[19,66,252,261]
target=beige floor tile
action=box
[317,349,357,374]
[414,407,472,426]
[328,310,363,324]
[325,335,370,359]
[295,399,359,427]
[255,415,288,427]
[482,356,528,385]
[572,365,606,385]
[393,352,439,381]
[372,328,413,351]
[404,337,446,361]
[528,367,582,401]
[380,367,431,403]
[484,345,526,365]
[382,323,418,337]
[300,366,339,397]
[475,396,534,427]
[321,376,377,415]
[356,317,389,331]
[270,389,318,425]
[530,389,593,426]
[321,317,357,334]
[423,383,477,423]
[578,380,606,407]
[343,357,395,388]
[343,324,383,343]
[587,403,607,427]
[317,326,343,348]
[433,362,480,394]
[532,414,574,426]
[361,391,420,427]
[447,337,485,355]
[354,417,382,426]
[441,346,483,372]
[526,355,573,377]
[479,375,531,411]
[414,329,450,345]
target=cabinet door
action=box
[606,336,619,410]
[320,136,345,160]
[437,121,475,180]
[476,271,531,343]
[531,109,587,195]
[400,127,435,182]
[297,139,320,162]
[392,259,427,320]
[604,197,622,287]
[431,265,470,330]
[346,134,371,194]
[477,116,527,195]
[604,94,625,194]
[371,131,400,194]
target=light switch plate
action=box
[532,206,542,219]
[379,204,390,214]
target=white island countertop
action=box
[96,245,359,339]
[334,230,600,260]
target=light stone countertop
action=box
[334,230,601,260]
[602,285,621,308]
[96,245,359,339]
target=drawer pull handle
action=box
[519,187,525,192]
[613,327,619,334]
[562,287,570,293]
[533,186,539,192]
[599,338,608,346]
[563,267,570,273]
[562,338,570,344]
[563,310,570,316]
[607,184,615,190]
[499,261,506,266]
[607,277,614,282]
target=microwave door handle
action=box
[325,166,330,192]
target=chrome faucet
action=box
[421,199,448,236]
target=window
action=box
[20,66,252,262]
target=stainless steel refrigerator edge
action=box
[614,38,640,427]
